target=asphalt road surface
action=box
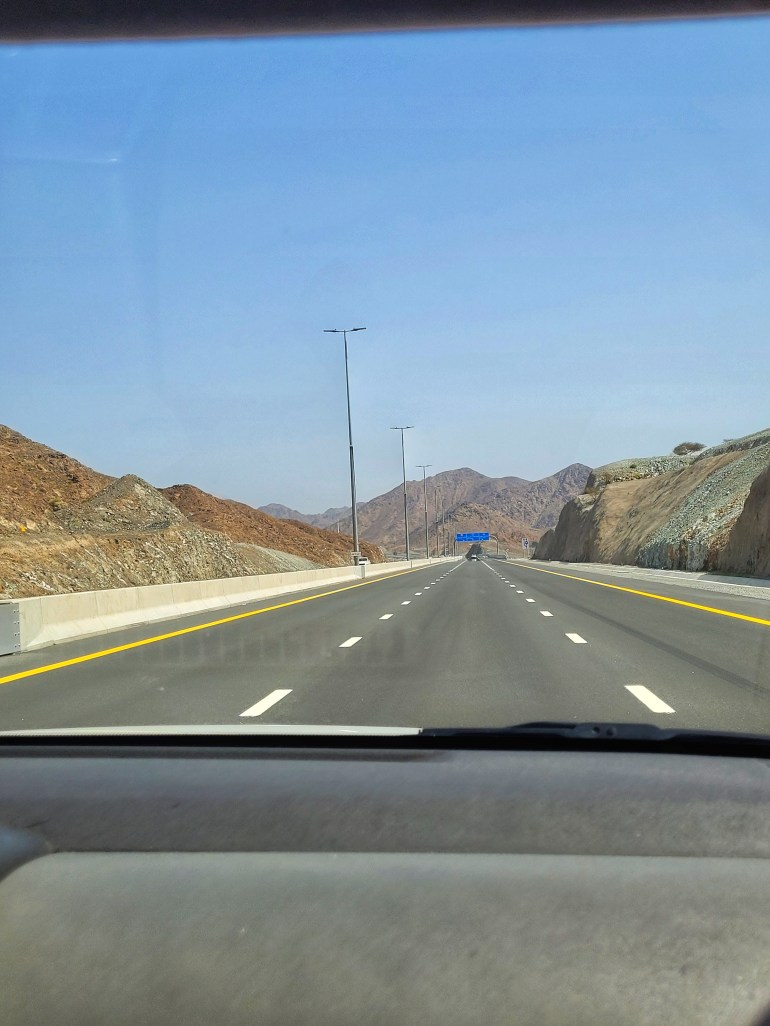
[1,558,770,732]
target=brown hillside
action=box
[161,485,383,566]
[0,424,112,534]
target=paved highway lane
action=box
[0,564,457,730]
[496,559,770,732]
[1,557,770,732]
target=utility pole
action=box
[324,327,366,564]
[441,497,446,556]
[434,489,440,558]
[416,465,432,560]
[391,426,414,560]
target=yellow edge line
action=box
[515,562,770,627]
[0,565,430,686]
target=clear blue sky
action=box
[3,17,770,510]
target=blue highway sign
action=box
[456,532,490,542]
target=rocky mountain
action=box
[0,425,383,599]
[535,428,770,577]
[262,463,592,555]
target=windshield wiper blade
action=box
[424,721,654,738]
[420,721,770,753]
[424,721,677,739]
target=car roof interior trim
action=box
[1,0,769,42]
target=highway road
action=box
[1,557,770,732]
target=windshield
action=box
[2,18,770,735]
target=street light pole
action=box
[391,426,414,560]
[434,489,439,559]
[416,464,432,560]
[324,327,366,565]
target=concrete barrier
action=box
[0,557,458,655]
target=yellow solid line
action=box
[0,565,428,686]
[516,562,770,628]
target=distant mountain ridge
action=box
[261,464,592,554]
[260,503,351,528]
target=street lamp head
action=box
[390,425,414,431]
[324,327,366,333]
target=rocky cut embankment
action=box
[534,429,770,577]
[0,475,303,598]
[0,425,384,599]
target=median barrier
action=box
[0,556,457,654]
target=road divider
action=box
[0,557,458,655]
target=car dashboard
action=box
[0,738,769,1025]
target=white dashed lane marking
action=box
[540,611,554,617]
[526,598,535,603]
[625,684,675,714]
[401,601,411,605]
[339,636,362,648]
[379,614,393,620]
[565,633,587,644]
[240,689,292,718]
